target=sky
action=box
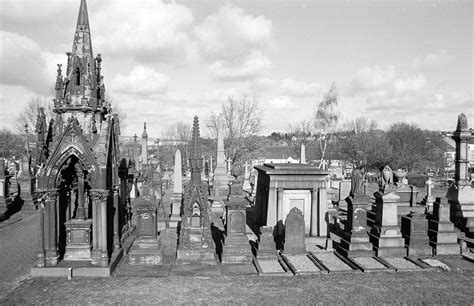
[0,0,473,138]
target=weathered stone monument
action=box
[338,180,351,208]
[258,226,278,258]
[222,164,252,264]
[214,114,229,201]
[176,116,218,265]
[428,197,460,255]
[129,197,162,265]
[17,125,36,210]
[169,149,183,228]
[401,206,432,256]
[422,177,435,209]
[283,207,306,254]
[446,113,474,236]
[369,191,406,257]
[338,170,374,257]
[32,0,128,277]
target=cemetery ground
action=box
[1,182,473,304]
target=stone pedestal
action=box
[447,185,474,233]
[401,207,432,256]
[338,195,374,257]
[18,175,36,209]
[428,198,460,255]
[64,219,92,261]
[369,192,406,257]
[222,197,252,264]
[169,195,182,228]
[394,184,416,207]
[129,202,163,265]
[258,226,278,258]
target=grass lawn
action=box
[3,270,473,304]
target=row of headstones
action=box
[337,192,460,258]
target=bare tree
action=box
[207,95,262,163]
[340,117,392,171]
[387,122,433,171]
[106,94,127,131]
[286,118,315,158]
[15,96,54,137]
[163,121,192,168]
[0,129,24,159]
[313,82,340,168]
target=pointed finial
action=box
[142,122,148,138]
[76,0,90,28]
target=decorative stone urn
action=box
[393,169,408,186]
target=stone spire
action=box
[53,0,105,124]
[141,122,148,166]
[452,113,472,186]
[189,116,202,185]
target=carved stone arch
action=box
[44,146,99,189]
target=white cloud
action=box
[195,4,273,81]
[0,31,63,95]
[93,1,195,63]
[110,65,169,95]
[346,65,427,99]
[195,4,273,60]
[266,96,297,111]
[209,51,271,81]
[412,49,452,69]
[280,78,323,97]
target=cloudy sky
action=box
[0,0,472,137]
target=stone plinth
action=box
[401,207,432,256]
[394,184,417,206]
[338,195,374,257]
[222,197,252,264]
[128,202,163,265]
[428,198,460,255]
[169,195,182,228]
[283,207,306,254]
[18,175,36,210]
[258,226,278,258]
[369,191,406,257]
[64,219,92,261]
[447,184,474,233]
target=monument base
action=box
[338,232,374,257]
[128,238,163,265]
[222,235,252,264]
[64,219,92,261]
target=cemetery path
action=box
[0,210,38,300]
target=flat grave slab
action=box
[435,256,474,271]
[253,258,293,276]
[348,257,394,273]
[281,254,326,275]
[419,258,451,271]
[115,260,171,277]
[378,257,423,272]
[309,252,356,273]
[221,264,258,276]
[169,264,222,276]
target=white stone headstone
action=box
[300,143,306,164]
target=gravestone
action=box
[422,178,435,210]
[369,191,406,257]
[428,197,460,255]
[401,206,432,256]
[338,194,374,257]
[258,226,278,258]
[284,207,306,254]
[222,166,253,264]
[129,201,162,265]
[338,180,351,208]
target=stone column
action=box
[113,186,120,249]
[75,164,85,219]
[141,123,148,166]
[267,186,277,227]
[35,190,48,267]
[90,189,108,265]
[43,190,58,265]
[277,188,284,222]
[310,188,318,237]
[318,187,328,236]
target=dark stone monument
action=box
[428,197,460,255]
[401,206,432,256]
[283,207,306,254]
